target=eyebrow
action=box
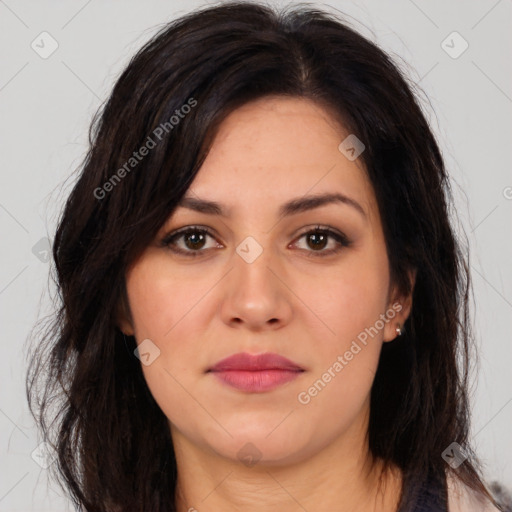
[176,192,367,220]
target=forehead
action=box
[181,96,377,223]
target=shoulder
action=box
[446,473,503,512]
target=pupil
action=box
[186,232,204,249]
[309,233,326,250]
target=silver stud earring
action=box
[395,324,402,336]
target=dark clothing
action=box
[397,473,448,512]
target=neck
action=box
[172,423,402,512]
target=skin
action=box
[118,96,415,512]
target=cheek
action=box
[302,251,389,344]
[126,256,201,340]
[124,257,213,417]
[295,251,389,400]
[295,271,386,426]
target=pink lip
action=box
[207,352,304,392]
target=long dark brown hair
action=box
[25,2,505,510]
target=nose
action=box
[218,239,293,331]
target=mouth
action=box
[206,352,305,393]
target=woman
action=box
[26,2,509,511]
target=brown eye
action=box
[293,226,351,257]
[160,225,351,259]
[306,231,329,251]
[160,227,220,257]
[183,231,207,250]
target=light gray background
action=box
[1,0,511,510]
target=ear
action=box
[115,287,135,336]
[383,268,416,342]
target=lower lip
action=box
[209,369,303,392]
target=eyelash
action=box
[159,225,351,258]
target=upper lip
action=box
[208,352,304,372]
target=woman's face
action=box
[119,96,413,466]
